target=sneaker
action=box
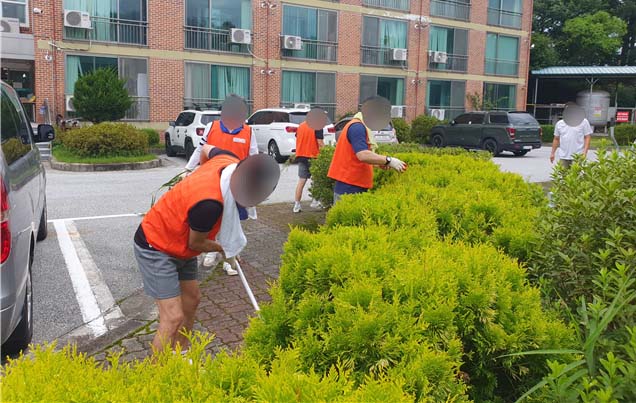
[223,261,238,276]
[293,202,302,213]
[203,252,221,267]
[310,199,322,209]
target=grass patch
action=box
[53,146,157,164]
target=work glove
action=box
[388,157,407,172]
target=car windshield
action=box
[290,112,332,126]
[508,113,538,126]
[201,114,221,125]
[375,123,393,132]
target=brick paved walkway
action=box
[94,203,325,363]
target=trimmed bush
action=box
[540,124,555,143]
[392,118,412,143]
[309,146,336,208]
[411,115,444,144]
[142,128,160,146]
[614,124,636,145]
[73,68,133,123]
[61,122,149,158]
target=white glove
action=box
[387,157,407,172]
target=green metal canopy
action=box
[531,66,636,78]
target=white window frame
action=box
[1,0,29,27]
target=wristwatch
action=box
[385,156,392,166]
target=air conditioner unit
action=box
[391,48,408,61]
[230,28,252,44]
[282,35,302,51]
[432,51,448,64]
[65,95,76,112]
[64,10,91,29]
[0,18,20,33]
[391,106,404,118]
[430,109,446,120]
[294,103,311,109]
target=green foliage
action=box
[376,142,425,154]
[52,146,156,164]
[142,128,160,146]
[561,12,627,66]
[391,118,412,143]
[2,333,413,403]
[73,68,133,123]
[309,146,336,208]
[530,33,560,70]
[60,122,149,158]
[411,115,444,144]
[540,124,555,143]
[466,91,498,112]
[614,124,636,145]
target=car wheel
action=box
[268,141,287,163]
[482,138,500,156]
[185,139,195,161]
[431,134,445,148]
[36,199,47,241]
[513,150,529,157]
[3,258,33,355]
[165,134,177,157]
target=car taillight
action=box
[196,127,205,136]
[285,126,297,134]
[506,127,516,139]
[1,179,10,264]
[327,127,336,134]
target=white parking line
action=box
[48,213,143,223]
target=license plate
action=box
[523,146,533,150]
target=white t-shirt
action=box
[554,118,593,160]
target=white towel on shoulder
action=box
[217,164,247,259]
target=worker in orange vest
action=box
[134,149,279,352]
[293,107,328,213]
[328,96,406,203]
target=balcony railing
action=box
[64,16,147,45]
[430,0,471,21]
[487,8,522,29]
[280,102,337,121]
[428,52,468,72]
[362,0,410,11]
[280,37,338,63]
[361,45,406,67]
[183,98,253,113]
[485,58,520,76]
[123,96,150,121]
[184,26,250,54]
[426,107,465,121]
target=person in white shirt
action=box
[550,103,593,168]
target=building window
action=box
[281,5,337,62]
[430,0,470,22]
[427,80,465,120]
[359,75,405,106]
[487,0,522,29]
[484,83,517,110]
[65,55,149,120]
[184,0,252,54]
[485,33,519,76]
[281,71,336,119]
[63,0,148,45]
[184,62,251,110]
[362,0,410,12]
[361,17,408,67]
[1,0,27,25]
[428,26,468,72]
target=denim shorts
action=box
[133,243,198,300]
[297,158,312,179]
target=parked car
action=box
[246,108,336,163]
[1,81,55,355]
[430,111,542,156]
[164,110,222,159]
[334,117,399,144]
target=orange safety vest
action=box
[206,121,252,160]
[141,154,239,260]
[327,118,373,189]
[295,122,320,159]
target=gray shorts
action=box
[134,243,198,300]
[298,158,312,179]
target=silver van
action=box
[1,81,55,355]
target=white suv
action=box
[246,108,335,163]
[164,110,221,159]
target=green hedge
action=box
[540,124,555,143]
[60,122,149,158]
[614,124,636,145]
[410,115,444,144]
[392,118,413,143]
[142,128,160,146]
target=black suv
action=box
[430,111,542,156]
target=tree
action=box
[73,68,133,123]
[530,33,560,70]
[560,11,627,65]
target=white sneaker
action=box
[223,261,238,276]
[293,202,302,213]
[310,199,322,209]
[203,252,221,267]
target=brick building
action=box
[22,0,532,127]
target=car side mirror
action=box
[37,124,55,142]
[168,121,176,127]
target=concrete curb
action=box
[50,157,162,172]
